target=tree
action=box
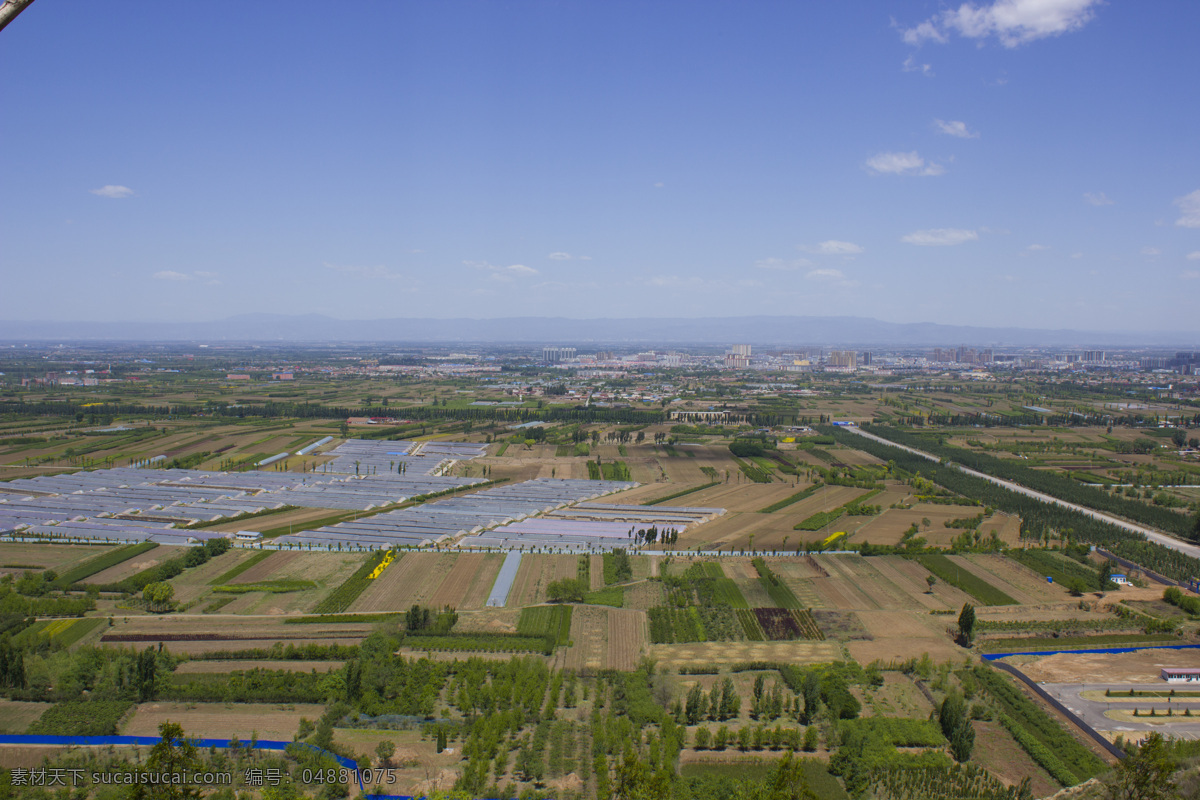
[801,671,821,724]
[957,603,976,646]
[1098,560,1114,592]
[926,575,937,593]
[766,752,819,800]
[938,691,974,762]
[143,581,175,613]
[1107,732,1175,800]
[145,722,202,799]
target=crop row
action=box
[979,632,1181,653]
[972,666,1105,782]
[758,484,822,513]
[212,579,316,594]
[735,609,765,640]
[912,554,1016,606]
[403,632,554,656]
[207,550,273,585]
[649,607,705,643]
[54,542,159,588]
[794,509,845,531]
[517,605,573,646]
[1005,549,1097,586]
[643,481,719,506]
[751,558,802,609]
[28,700,134,736]
[312,550,391,614]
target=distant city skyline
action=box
[1,1,1197,331]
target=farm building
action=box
[1161,668,1200,683]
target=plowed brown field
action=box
[429,553,501,609]
[607,608,647,671]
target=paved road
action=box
[846,426,1200,562]
[1043,683,1200,738]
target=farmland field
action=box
[649,640,839,670]
[508,554,579,606]
[122,702,325,741]
[0,542,111,573]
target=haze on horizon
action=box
[1,0,1197,333]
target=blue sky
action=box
[2,0,1198,332]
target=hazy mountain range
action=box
[0,314,1195,349]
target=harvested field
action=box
[1006,648,1200,684]
[608,607,648,670]
[429,552,502,609]
[453,608,519,634]
[735,578,776,608]
[332,728,464,799]
[169,548,263,604]
[812,610,872,641]
[589,554,605,591]
[625,580,665,610]
[964,554,1066,605]
[231,551,300,584]
[869,555,972,611]
[350,552,444,612]
[0,700,52,734]
[650,640,840,670]
[123,701,324,740]
[87,549,170,585]
[814,555,886,610]
[0,543,112,572]
[509,554,579,606]
[971,720,1059,798]
[560,604,608,673]
[846,609,964,664]
[174,660,344,674]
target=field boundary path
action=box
[845,426,1200,562]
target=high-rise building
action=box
[828,350,857,368]
[729,344,752,357]
[542,347,577,363]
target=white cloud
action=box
[806,268,845,281]
[1141,246,1162,256]
[90,185,134,199]
[901,228,979,246]
[547,252,591,261]
[902,55,934,76]
[814,240,864,255]
[901,19,949,45]
[1182,270,1200,280]
[1187,252,1200,261]
[1026,243,1049,251]
[1083,191,1113,206]
[864,151,945,176]
[153,270,191,281]
[934,119,978,138]
[1071,252,1084,259]
[465,261,539,283]
[653,182,665,188]
[901,0,1101,48]
[1175,190,1200,228]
